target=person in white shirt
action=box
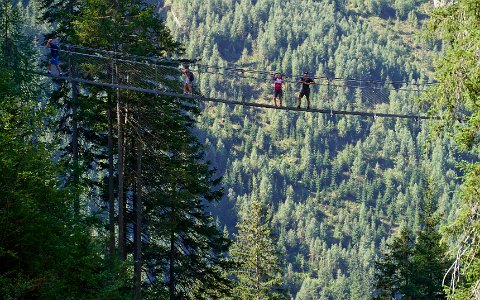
[273,73,284,107]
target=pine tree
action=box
[40,0,84,219]
[0,4,128,296]
[423,1,480,298]
[411,194,449,300]
[230,198,289,300]
[73,0,183,261]
[374,226,415,300]
[74,3,233,299]
[136,94,233,300]
[39,0,232,298]
[374,186,449,300]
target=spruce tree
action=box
[411,202,449,299]
[375,188,449,300]
[0,3,128,296]
[374,226,415,300]
[136,94,233,300]
[230,198,289,300]
[423,0,480,298]
[74,1,233,298]
[73,0,183,261]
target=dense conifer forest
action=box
[1,0,479,299]
[163,0,459,298]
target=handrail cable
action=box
[44,43,438,87]
[52,47,430,93]
[34,70,437,121]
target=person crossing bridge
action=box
[297,71,315,109]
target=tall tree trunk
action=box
[169,220,176,300]
[2,1,9,65]
[108,97,115,257]
[111,0,127,261]
[68,0,80,218]
[117,88,126,260]
[134,138,143,299]
[72,81,80,216]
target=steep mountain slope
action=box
[160,0,460,298]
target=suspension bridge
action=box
[34,44,436,120]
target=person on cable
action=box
[273,73,284,108]
[181,65,194,94]
[297,71,315,109]
[46,39,63,75]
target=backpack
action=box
[188,71,194,82]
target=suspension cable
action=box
[40,43,438,88]
[32,70,438,121]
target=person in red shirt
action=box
[273,73,284,107]
[181,66,193,94]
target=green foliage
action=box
[161,0,461,298]
[3,0,471,299]
[72,1,232,298]
[0,63,128,299]
[374,188,449,300]
[133,95,234,300]
[74,0,181,55]
[374,226,416,299]
[422,0,480,298]
[0,3,130,296]
[230,198,289,300]
[423,0,480,135]
[3,0,232,298]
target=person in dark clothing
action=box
[46,39,63,75]
[297,71,315,109]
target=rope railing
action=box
[48,44,435,87]
[60,44,438,86]
[59,44,438,87]
[32,43,435,119]
[36,71,435,120]
[59,47,179,92]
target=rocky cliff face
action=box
[432,0,453,7]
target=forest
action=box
[1,0,479,299]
